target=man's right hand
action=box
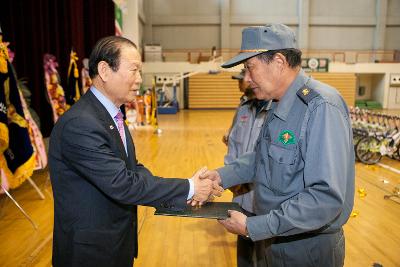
[190,168,224,206]
[200,170,222,185]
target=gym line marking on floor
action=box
[22,232,52,266]
[377,163,400,175]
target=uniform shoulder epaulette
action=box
[296,87,319,104]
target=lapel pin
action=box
[109,125,114,130]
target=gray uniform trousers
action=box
[255,229,344,267]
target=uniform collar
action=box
[251,99,272,113]
[274,69,308,121]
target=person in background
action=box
[224,68,271,267]
[201,23,355,266]
[49,36,222,267]
[222,69,254,145]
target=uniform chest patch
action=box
[278,130,296,145]
[239,115,249,122]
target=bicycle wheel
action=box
[394,146,400,161]
[356,136,382,164]
[353,135,364,161]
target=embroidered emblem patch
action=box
[278,130,296,145]
[240,115,248,122]
[302,88,310,96]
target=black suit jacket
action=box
[49,90,189,267]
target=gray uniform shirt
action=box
[224,99,270,213]
[218,70,355,241]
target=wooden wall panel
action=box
[188,72,243,108]
[188,71,356,108]
[311,72,356,107]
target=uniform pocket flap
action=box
[268,143,296,165]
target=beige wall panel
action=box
[189,72,242,108]
[311,72,356,107]
[189,72,356,108]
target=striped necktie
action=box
[115,111,126,149]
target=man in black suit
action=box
[49,36,221,267]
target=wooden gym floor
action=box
[0,110,399,267]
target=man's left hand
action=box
[218,210,248,236]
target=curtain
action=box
[0,0,115,136]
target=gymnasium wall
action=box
[141,0,400,51]
[187,72,356,109]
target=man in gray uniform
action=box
[202,23,355,266]
[222,69,254,146]
[224,69,270,267]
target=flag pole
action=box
[151,77,162,135]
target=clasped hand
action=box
[192,169,248,237]
[188,167,224,206]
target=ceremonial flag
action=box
[113,0,126,36]
[150,77,159,127]
[0,39,7,155]
[0,30,9,183]
[19,85,47,170]
[44,54,69,123]
[66,49,80,105]
[0,31,35,189]
[115,5,123,36]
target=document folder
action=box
[154,202,243,220]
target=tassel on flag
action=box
[66,49,81,105]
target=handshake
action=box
[188,167,223,206]
[186,167,248,237]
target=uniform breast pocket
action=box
[267,143,302,195]
[230,123,247,146]
[230,132,244,147]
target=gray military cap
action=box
[222,23,297,68]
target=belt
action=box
[273,228,342,244]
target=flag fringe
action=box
[0,122,8,153]
[7,153,36,189]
